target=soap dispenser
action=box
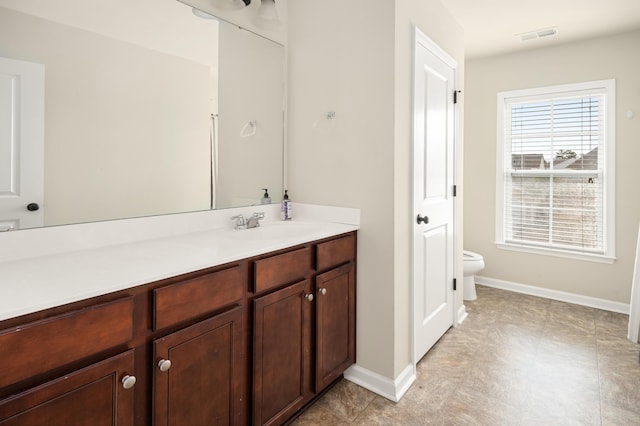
[261,188,271,205]
[281,190,292,220]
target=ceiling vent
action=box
[518,27,558,42]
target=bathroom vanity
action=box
[0,211,358,425]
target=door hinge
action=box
[453,90,461,104]
[453,278,457,291]
[453,185,457,197]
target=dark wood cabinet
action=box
[0,231,356,426]
[153,306,244,426]
[252,280,313,426]
[0,298,134,390]
[0,350,135,426]
[0,263,245,426]
[315,262,356,392]
[253,248,311,294]
[153,266,243,331]
[251,233,357,426]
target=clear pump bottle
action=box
[281,190,292,220]
[261,188,271,205]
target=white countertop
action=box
[0,215,358,322]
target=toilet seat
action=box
[463,250,484,275]
[462,250,484,301]
[463,250,482,260]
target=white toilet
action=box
[462,250,485,301]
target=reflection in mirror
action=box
[0,0,284,231]
[217,21,284,208]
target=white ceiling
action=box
[439,0,640,58]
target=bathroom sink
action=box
[225,221,322,242]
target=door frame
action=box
[410,26,459,368]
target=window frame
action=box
[495,80,616,264]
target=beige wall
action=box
[0,7,213,226]
[288,0,464,381]
[288,0,397,378]
[464,30,640,303]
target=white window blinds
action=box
[496,81,615,260]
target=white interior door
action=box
[0,56,44,231]
[412,29,456,363]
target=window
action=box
[496,80,615,263]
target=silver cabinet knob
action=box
[122,375,137,390]
[305,293,314,302]
[158,359,172,372]
[319,288,327,296]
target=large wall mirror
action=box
[0,0,284,231]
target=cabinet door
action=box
[0,350,135,426]
[253,280,312,426]
[0,297,133,389]
[153,306,244,426]
[315,263,356,392]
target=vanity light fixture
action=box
[193,0,281,27]
[191,0,248,19]
[211,0,251,10]
[191,8,218,19]
[257,0,279,22]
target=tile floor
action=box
[291,285,640,425]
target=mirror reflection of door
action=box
[0,56,44,231]
[0,1,285,229]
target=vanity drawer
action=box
[154,266,243,331]
[0,297,133,389]
[254,247,311,294]
[316,234,355,271]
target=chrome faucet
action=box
[231,214,247,230]
[246,212,265,228]
[231,212,265,230]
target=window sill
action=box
[495,242,616,264]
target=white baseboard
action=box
[343,363,415,403]
[475,275,630,314]
[457,304,468,325]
